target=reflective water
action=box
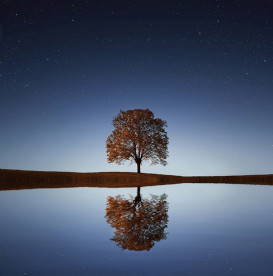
[1,184,273,275]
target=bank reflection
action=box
[105,187,168,251]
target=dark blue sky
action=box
[1,1,273,175]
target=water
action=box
[1,183,273,275]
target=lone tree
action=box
[105,192,168,251]
[106,109,168,173]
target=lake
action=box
[1,183,273,275]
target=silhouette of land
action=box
[0,169,273,191]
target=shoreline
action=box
[0,169,273,190]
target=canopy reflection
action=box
[105,187,168,251]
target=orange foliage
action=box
[106,109,168,172]
[105,190,168,251]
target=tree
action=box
[106,109,168,173]
[105,188,168,251]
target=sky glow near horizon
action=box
[1,1,273,176]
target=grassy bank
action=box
[0,169,273,191]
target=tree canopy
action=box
[105,190,168,251]
[106,109,168,173]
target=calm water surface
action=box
[1,183,273,275]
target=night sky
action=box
[1,1,273,176]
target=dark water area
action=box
[1,184,273,275]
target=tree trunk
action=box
[137,160,141,173]
[134,186,141,206]
[137,186,141,198]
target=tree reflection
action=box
[105,187,168,251]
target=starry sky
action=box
[1,0,273,176]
